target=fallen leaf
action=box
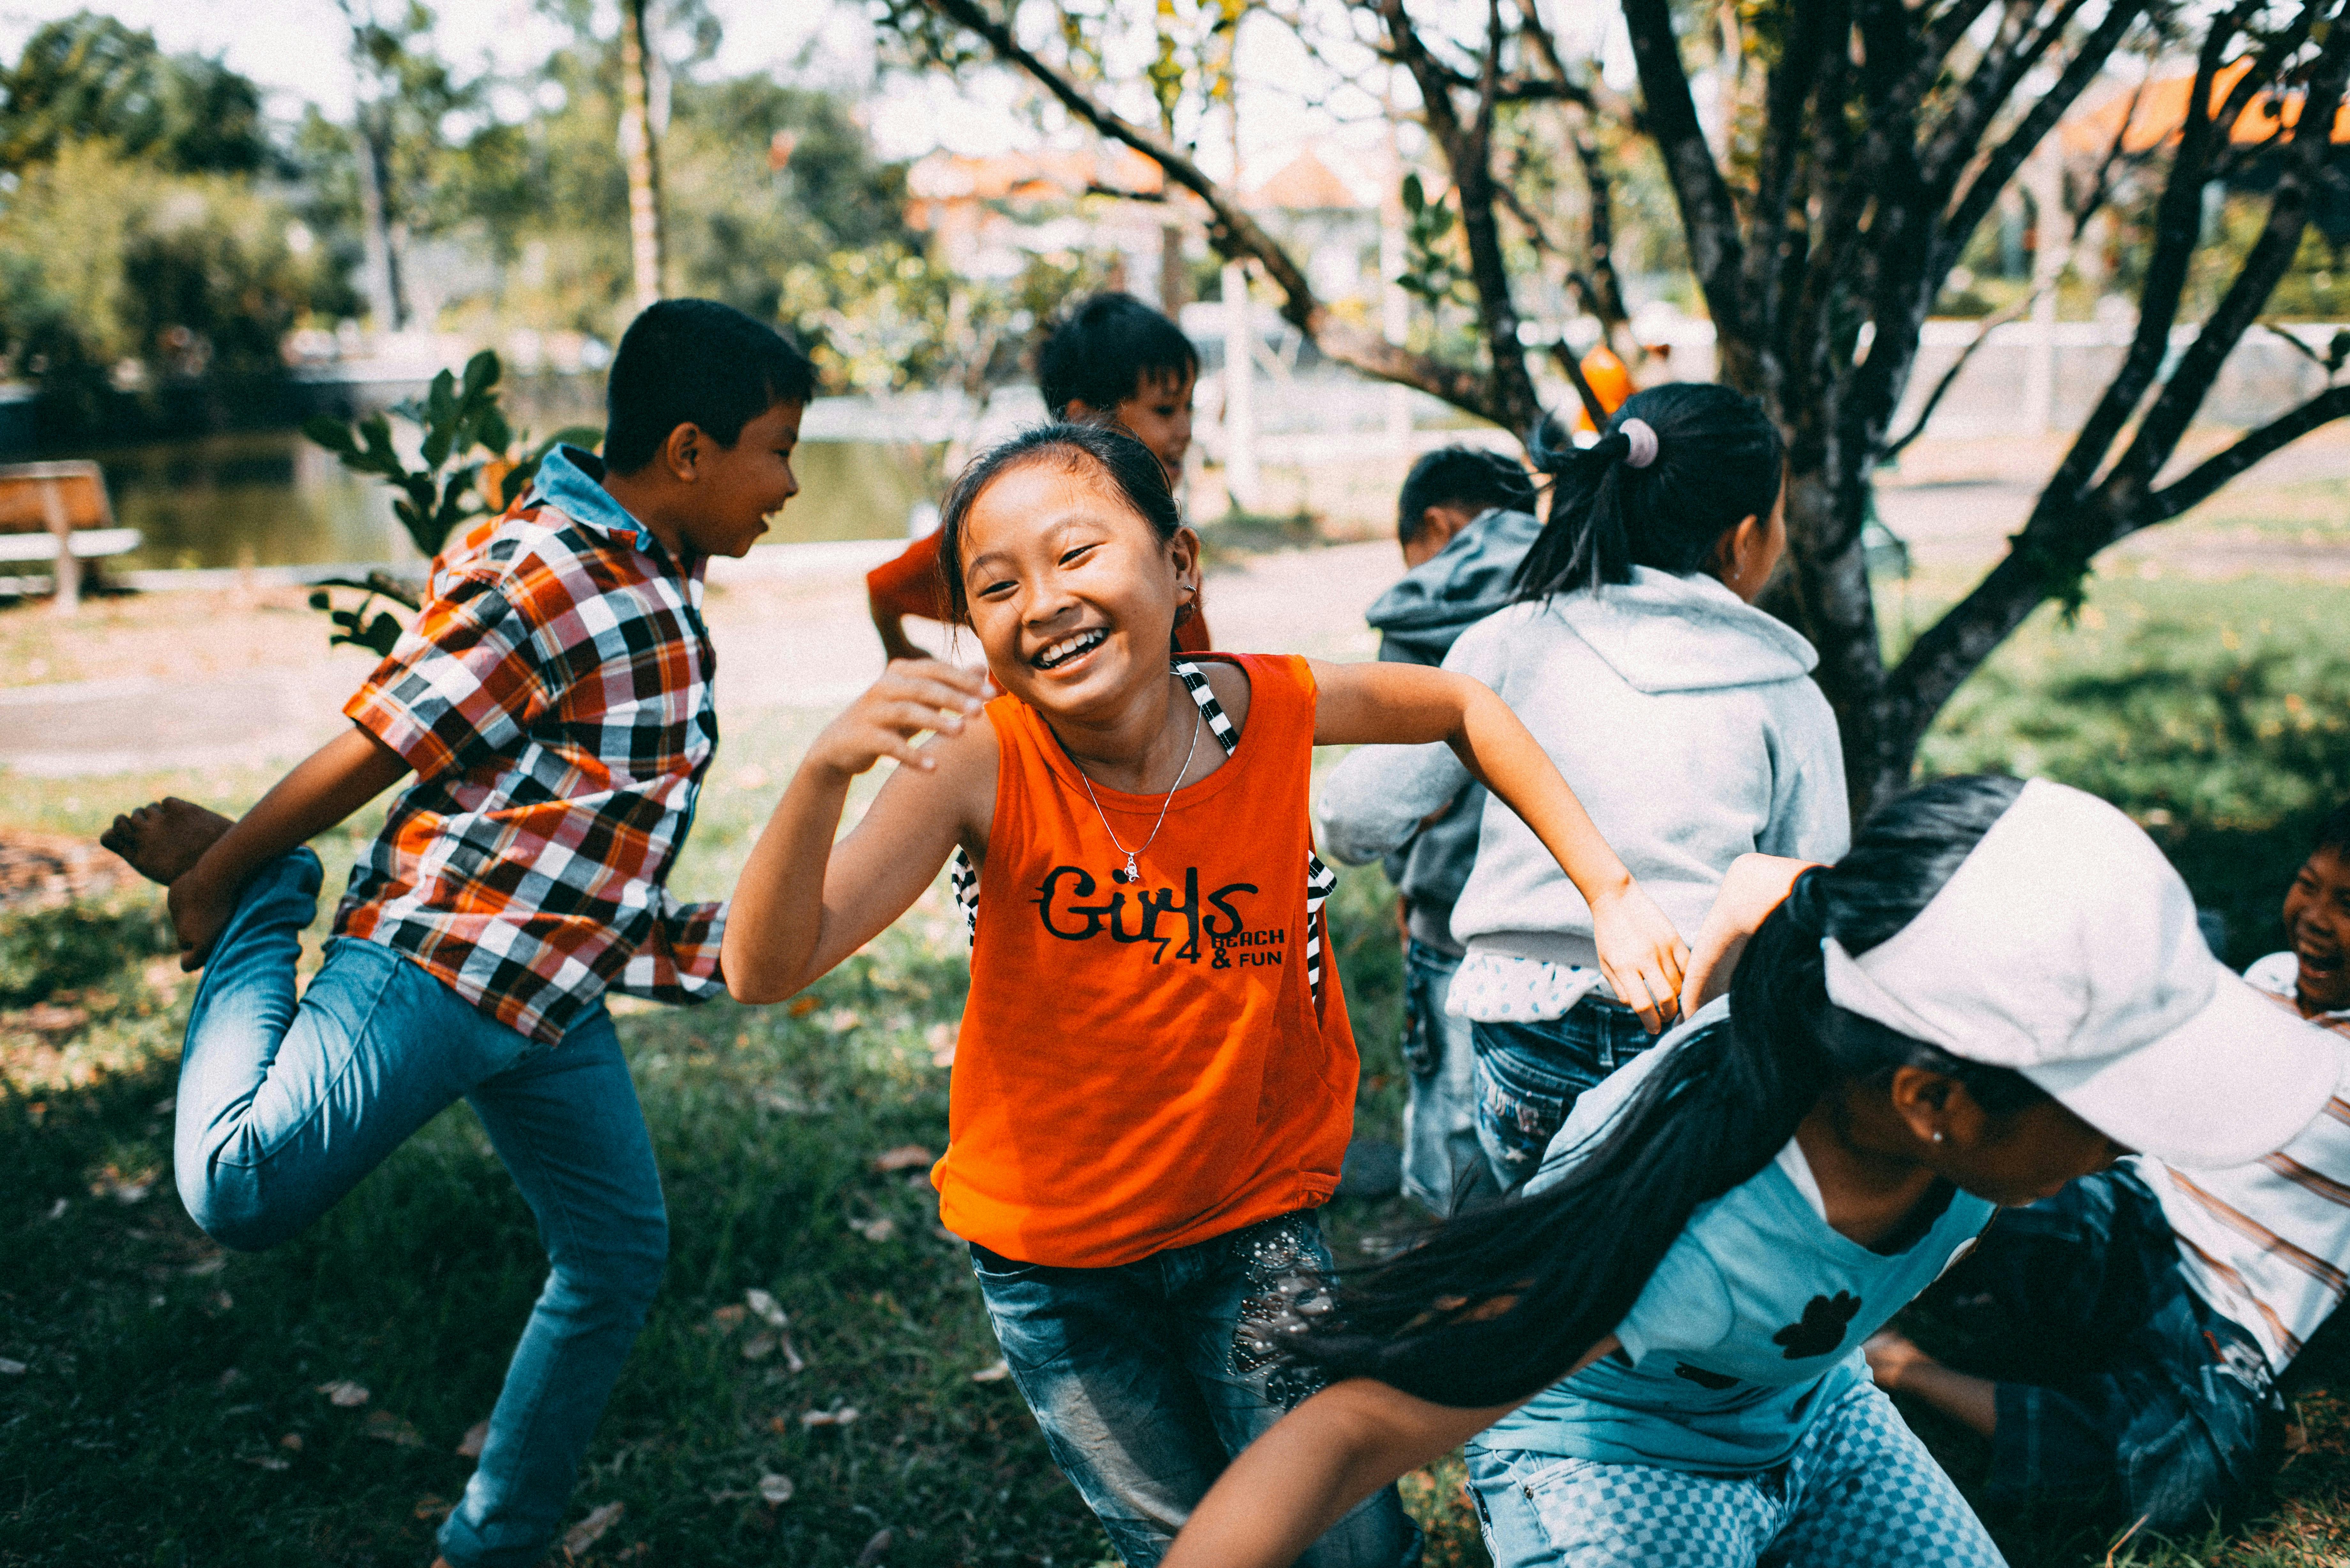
[240,1454,290,1472]
[413,1494,451,1522]
[364,1411,424,1447]
[216,1368,243,1391]
[456,1420,490,1460]
[847,1216,896,1243]
[712,1303,747,1330]
[787,995,819,1017]
[561,1501,624,1556]
[800,1406,860,1428]
[746,1288,788,1327]
[316,1379,370,1407]
[742,1332,778,1361]
[780,1334,807,1374]
[756,1473,795,1506]
[277,1432,303,1452]
[184,1255,226,1277]
[204,1290,234,1315]
[44,1198,65,1220]
[872,1145,934,1173]
[855,1526,894,1565]
[152,1095,176,1115]
[823,1008,861,1034]
[0,1358,25,1376]
[971,1359,1009,1384]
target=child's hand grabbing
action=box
[808,658,991,780]
[1679,854,1819,1017]
[1587,880,1691,1034]
[166,865,240,972]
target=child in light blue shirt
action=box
[1156,775,2343,1568]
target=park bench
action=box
[0,461,140,609]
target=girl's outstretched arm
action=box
[1162,1335,1618,1568]
[724,658,993,1002]
[1309,658,1688,1030]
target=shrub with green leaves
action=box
[301,349,599,655]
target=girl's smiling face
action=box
[956,456,1201,715]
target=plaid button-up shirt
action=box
[334,447,725,1044]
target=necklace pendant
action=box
[1115,854,1139,885]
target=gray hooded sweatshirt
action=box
[1317,567,1851,969]
[1348,507,1543,952]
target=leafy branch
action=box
[301,348,600,656]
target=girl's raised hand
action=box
[808,658,991,780]
[1587,880,1691,1034]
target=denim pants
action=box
[1925,1167,2278,1535]
[1465,1383,2005,1567]
[1470,996,1656,1192]
[970,1210,1420,1568]
[1400,941,1496,1217]
[176,851,668,1568]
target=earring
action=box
[1931,1131,1946,1145]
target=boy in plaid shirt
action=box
[103,299,813,1568]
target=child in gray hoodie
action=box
[1328,447,1542,1217]
[1317,385,1848,1192]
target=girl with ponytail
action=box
[1316,385,1848,1199]
[1164,775,2343,1567]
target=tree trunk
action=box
[618,0,666,316]
[352,110,408,332]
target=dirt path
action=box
[2,425,2340,778]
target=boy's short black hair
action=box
[2316,800,2350,857]
[1036,292,1198,418]
[1397,446,1538,545]
[603,298,817,473]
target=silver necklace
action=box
[1073,678,1203,885]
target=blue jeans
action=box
[176,851,668,1568]
[970,1210,1420,1568]
[1927,1167,2278,1534]
[1400,941,1496,1217]
[1465,1383,2005,1567]
[1470,997,1656,1192]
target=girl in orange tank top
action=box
[724,424,1689,1566]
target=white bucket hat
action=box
[1823,778,2343,1169]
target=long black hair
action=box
[1514,382,1785,599]
[933,421,1185,627]
[1278,774,2044,1409]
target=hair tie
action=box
[1618,418,1659,470]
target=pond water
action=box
[85,430,943,571]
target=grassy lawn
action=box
[5,560,2349,1565]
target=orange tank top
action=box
[935,653,1356,1268]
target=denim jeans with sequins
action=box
[969,1210,1420,1568]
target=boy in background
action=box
[868,290,1209,661]
[1316,446,1541,1214]
[102,299,813,1568]
[1867,801,2350,1536]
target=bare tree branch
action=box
[1620,0,1750,365]
[915,0,1511,423]
[1882,292,2045,459]
[2146,385,2350,519]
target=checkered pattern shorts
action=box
[1465,1382,2006,1567]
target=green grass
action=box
[6,567,2349,1565]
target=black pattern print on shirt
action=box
[956,661,1335,1007]
[1673,1362,1740,1391]
[1771,1291,1863,1359]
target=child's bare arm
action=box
[169,725,412,968]
[1310,659,1688,1030]
[1679,853,1821,1014]
[724,659,992,1003]
[1162,1334,1617,1568]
